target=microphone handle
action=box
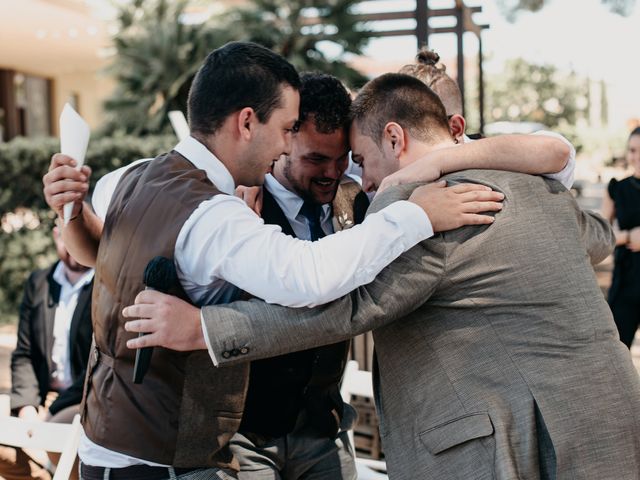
[132,286,155,384]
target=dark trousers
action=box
[610,290,640,348]
[229,408,357,480]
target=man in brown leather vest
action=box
[76,42,304,480]
[44,41,503,480]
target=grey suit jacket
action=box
[203,170,640,479]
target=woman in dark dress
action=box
[602,127,640,348]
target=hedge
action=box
[0,134,176,323]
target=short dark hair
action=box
[297,72,351,134]
[188,42,301,135]
[630,126,640,139]
[351,73,450,146]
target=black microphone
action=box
[132,256,178,384]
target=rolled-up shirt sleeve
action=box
[532,130,576,189]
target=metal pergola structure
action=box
[306,0,490,132]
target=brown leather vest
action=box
[82,151,248,468]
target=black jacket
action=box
[10,262,93,415]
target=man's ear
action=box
[383,122,405,155]
[448,114,466,143]
[237,107,256,141]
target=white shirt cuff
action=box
[382,200,434,243]
[200,309,219,367]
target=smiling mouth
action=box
[312,179,338,190]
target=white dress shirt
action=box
[49,262,94,391]
[81,136,433,467]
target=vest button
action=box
[240,347,249,355]
[231,348,240,357]
[222,351,231,359]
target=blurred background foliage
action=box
[0,135,175,324]
[103,0,370,136]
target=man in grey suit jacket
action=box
[125,74,640,479]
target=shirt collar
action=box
[264,174,332,220]
[52,261,94,293]
[173,136,236,195]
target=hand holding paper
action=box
[59,103,90,225]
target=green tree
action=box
[486,58,588,130]
[103,0,370,135]
[221,0,370,87]
[498,0,635,21]
[103,0,228,135]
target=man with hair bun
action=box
[375,47,578,193]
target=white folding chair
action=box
[0,394,82,480]
[340,360,388,479]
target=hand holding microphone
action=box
[132,256,179,384]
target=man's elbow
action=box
[549,139,572,172]
[589,226,616,265]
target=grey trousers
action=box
[230,408,357,480]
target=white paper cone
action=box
[168,110,189,141]
[59,103,90,225]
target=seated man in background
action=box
[0,226,93,480]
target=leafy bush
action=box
[0,134,176,324]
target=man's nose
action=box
[283,131,295,156]
[323,161,343,180]
[363,178,375,193]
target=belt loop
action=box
[103,467,110,480]
[168,466,177,480]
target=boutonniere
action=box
[332,181,360,231]
[336,211,355,230]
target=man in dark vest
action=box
[230,73,366,479]
[43,42,501,480]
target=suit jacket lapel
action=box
[44,264,61,372]
[262,188,296,238]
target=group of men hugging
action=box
[6,41,640,480]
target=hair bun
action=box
[416,48,440,66]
